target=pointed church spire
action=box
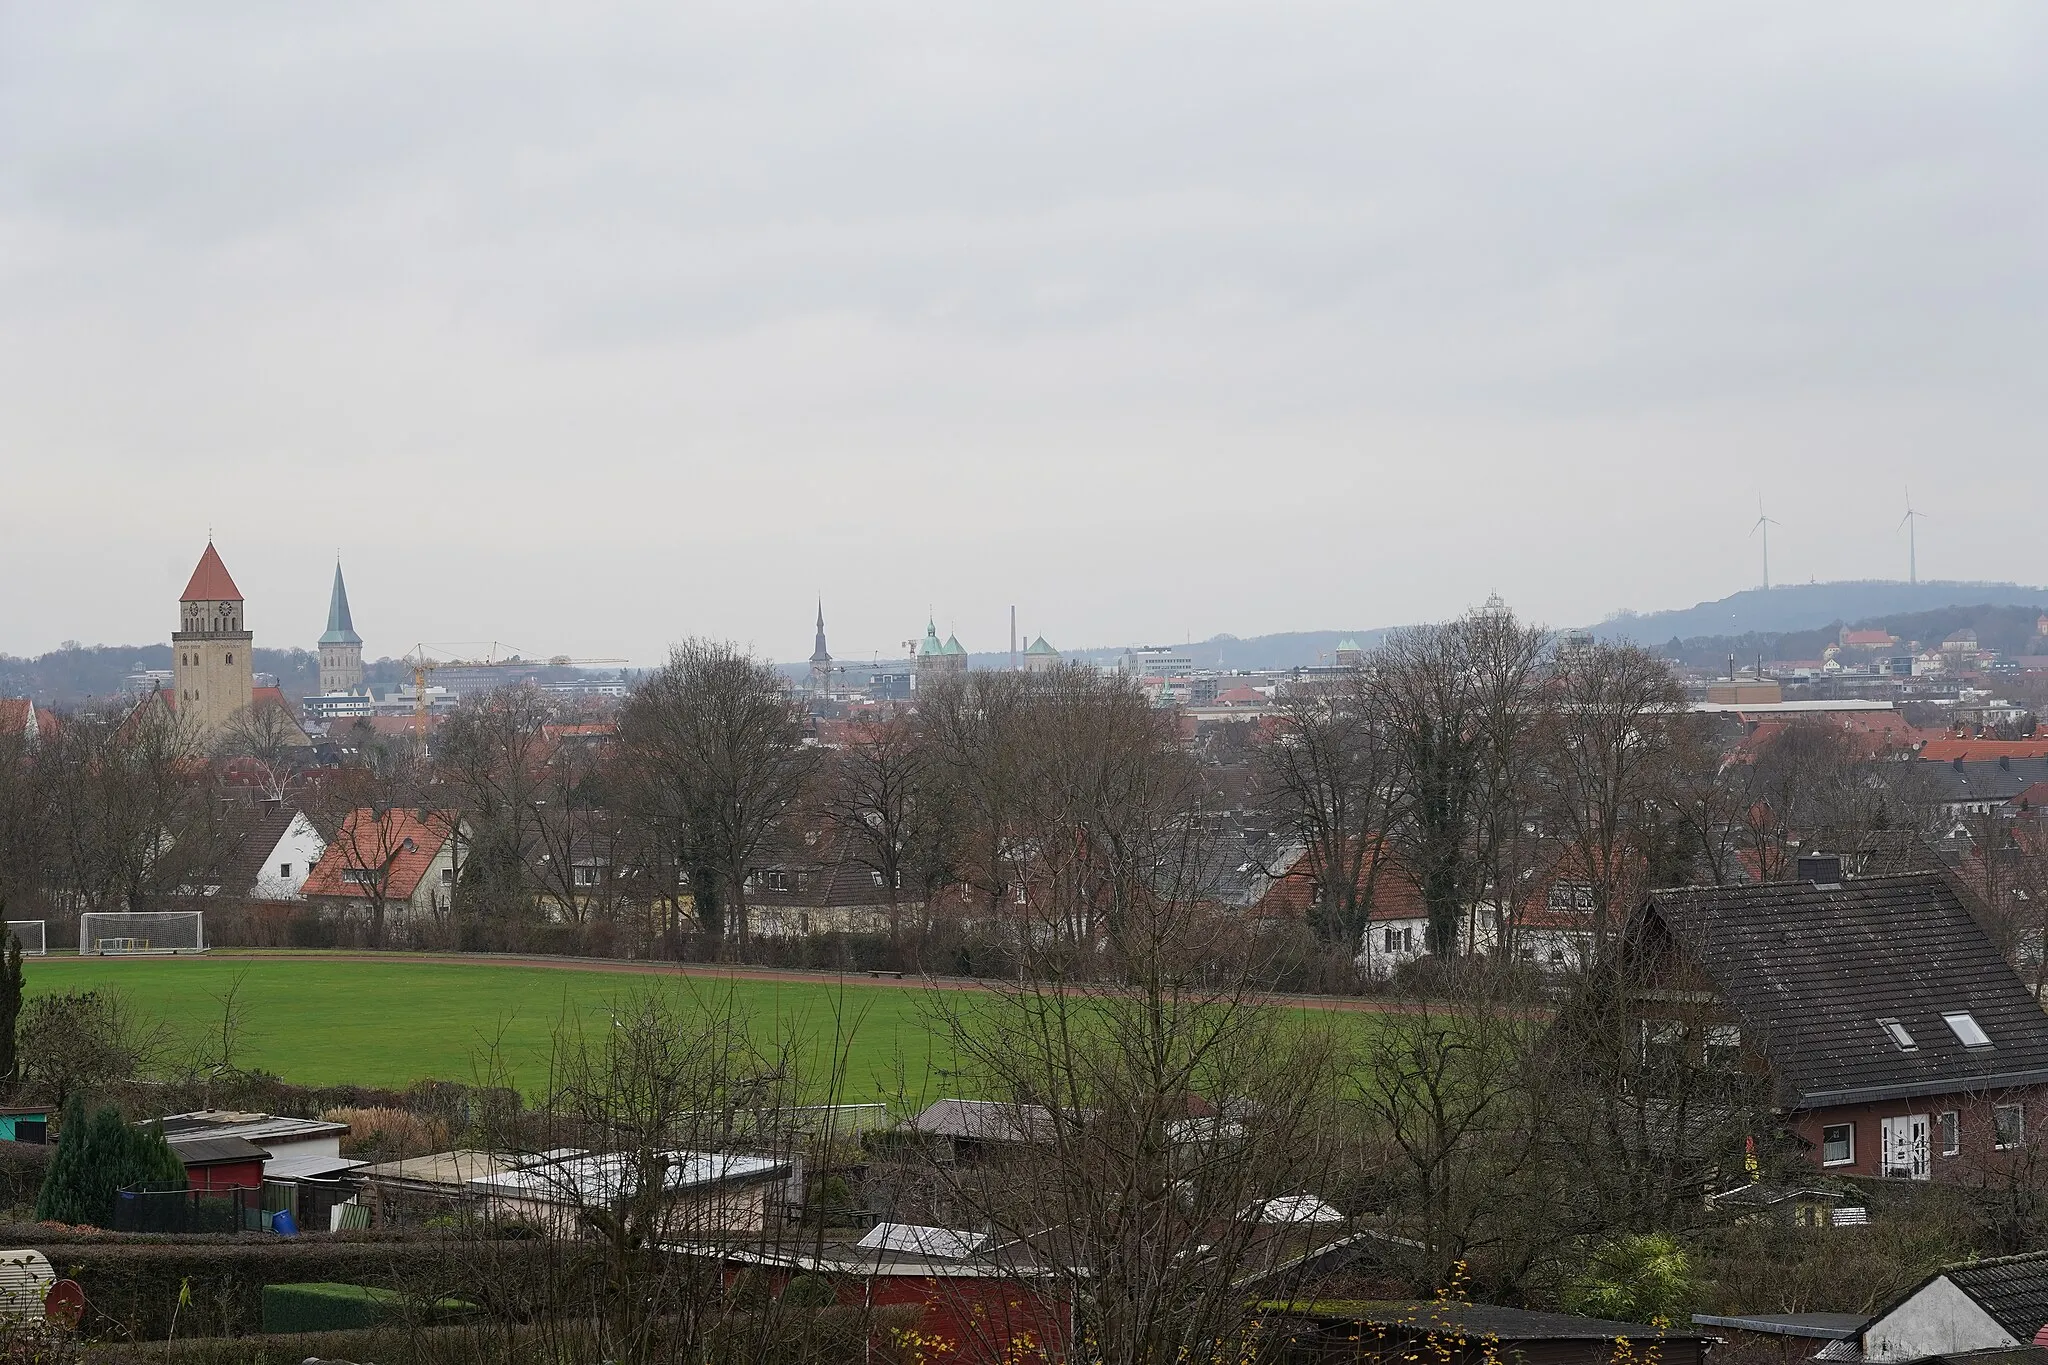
[811,600,831,665]
[320,560,362,646]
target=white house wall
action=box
[252,813,326,901]
[1862,1276,2015,1363]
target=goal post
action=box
[79,912,206,956]
[2,922,45,956]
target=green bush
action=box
[34,1096,186,1228]
[47,1236,585,1341]
[1563,1231,1699,1326]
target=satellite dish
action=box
[44,1279,85,1330]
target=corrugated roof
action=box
[180,543,243,602]
[1641,874,2048,1108]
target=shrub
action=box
[35,1098,186,1228]
[1563,1231,1699,1326]
[320,1106,448,1160]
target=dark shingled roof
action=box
[1642,873,2048,1109]
[166,1135,270,1167]
[1946,1252,2048,1342]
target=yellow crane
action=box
[402,643,630,732]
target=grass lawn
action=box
[22,955,961,1106]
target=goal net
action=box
[80,911,206,955]
[2,922,44,956]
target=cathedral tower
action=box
[319,560,365,694]
[809,601,832,696]
[171,541,254,746]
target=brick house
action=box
[1624,865,2048,1183]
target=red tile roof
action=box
[0,699,33,741]
[180,542,244,602]
[1840,630,1895,647]
[301,808,457,902]
[1921,737,2048,762]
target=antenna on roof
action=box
[1749,496,1780,591]
[1899,489,1929,586]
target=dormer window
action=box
[1944,1012,1993,1049]
[1880,1018,1918,1052]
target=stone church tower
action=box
[319,560,364,694]
[809,601,832,696]
[171,541,254,746]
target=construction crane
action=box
[402,643,630,732]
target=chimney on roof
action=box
[1797,853,1843,886]
[2001,755,2012,772]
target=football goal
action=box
[2,921,45,956]
[79,911,206,956]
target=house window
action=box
[762,870,790,892]
[871,871,885,887]
[1822,1123,1855,1166]
[1996,1104,2025,1150]
[796,871,812,892]
[1548,882,1596,913]
[278,864,292,879]
[225,653,233,664]
[573,866,599,887]
[1945,1012,1993,1049]
[440,867,455,885]
[343,868,377,886]
[1640,1020,1685,1071]
[1938,1111,1960,1157]
[1880,1018,1918,1052]
[1704,1023,1742,1071]
[1383,926,1415,953]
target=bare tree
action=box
[307,746,435,948]
[1539,641,1687,954]
[815,711,943,938]
[211,693,307,782]
[1257,670,1398,953]
[1369,603,1545,956]
[438,689,556,929]
[615,641,816,950]
[919,876,1349,1364]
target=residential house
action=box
[1622,869,2048,1183]
[300,809,465,924]
[1913,757,2048,819]
[0,699,41,746]
[213,800,326,901]
[744,830,924,937]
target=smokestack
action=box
[1011,606,1018,671]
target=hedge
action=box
[0,1140,55,1215]
[80,1307,928,1364]
[35,1235,590,1341]
[260,1281,476,1334]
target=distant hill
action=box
[0,644,321,708]
[1591,581,2048,647]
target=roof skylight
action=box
[1943,1012,1993,1049]
[1879,1018,1918,1052]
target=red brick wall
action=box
[1789,1086,2048,1182]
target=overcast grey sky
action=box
[2,3,2043,666]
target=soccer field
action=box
[23,954,959,1106]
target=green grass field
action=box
[22,955,959,1106]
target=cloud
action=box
[1,2,2044,662]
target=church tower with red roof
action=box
[171,540,254,746]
